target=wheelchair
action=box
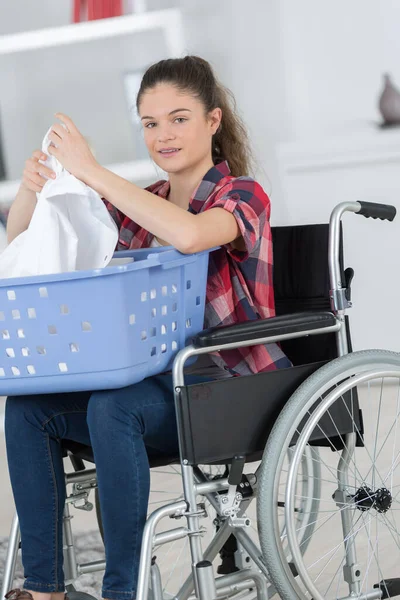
[1,200,399,600]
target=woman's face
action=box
[139,83,221,173]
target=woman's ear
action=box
[209,107,222,135]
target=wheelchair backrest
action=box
[271,223,352,365]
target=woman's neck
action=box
[167,156,214,210]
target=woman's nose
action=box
[157,125,176,141]
[158,134,175,144]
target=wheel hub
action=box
[353,485,392,513]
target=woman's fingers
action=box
[32,149,46,161]
[51,123,67,139]
[55,113,76,134]
[23,168,46,187]
[26,156,56,180]
[22,172,43,193]
[21,150,57,193]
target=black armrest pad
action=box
[192,311,337,348]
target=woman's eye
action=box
[145,117,186,129]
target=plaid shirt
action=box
[103,159,291,376]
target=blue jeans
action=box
[4,373,213,600]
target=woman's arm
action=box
[6,184,37,244]
[84,164,241,254]
[46,113,241,253]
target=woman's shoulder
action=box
[213,173,271,210]
[218,173,267,192]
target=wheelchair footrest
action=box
[374,578,400,599]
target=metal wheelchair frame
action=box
[1,201,395,600]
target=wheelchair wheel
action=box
[258,349,400,600]
[95,454,320,599]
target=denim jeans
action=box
[4,372,213,600]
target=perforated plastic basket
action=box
[0,246,212,395]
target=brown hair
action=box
[136,55,258,178]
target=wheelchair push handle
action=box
[356,201,396,222]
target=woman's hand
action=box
[47,113,99,183]
[21,149,57,194]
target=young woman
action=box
[4,55,291,600]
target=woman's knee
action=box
[87,388,142,438]
[6,394,38,421]
[5,392,82,433]
[5,394,45,433]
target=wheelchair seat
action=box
[61,439,180,469]
[61,439,264,468]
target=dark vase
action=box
[378,73,400,126]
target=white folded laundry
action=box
[0,124,118,279]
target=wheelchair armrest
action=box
[192,311,337,348]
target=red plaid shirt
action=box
[103,159,291,376]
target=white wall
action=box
[180,0,290,224]
[278,134,400,352]
[278,0,400,138]
[275,1,400,351]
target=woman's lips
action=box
[158,149,181,157]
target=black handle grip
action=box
[357,201,396,222]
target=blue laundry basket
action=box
[0,246,213,395]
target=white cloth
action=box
[0,124,118,278]
[149,236,162,248]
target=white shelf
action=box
[277,126,400,173]
[0,158,167,205]
[0,8,184,55]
